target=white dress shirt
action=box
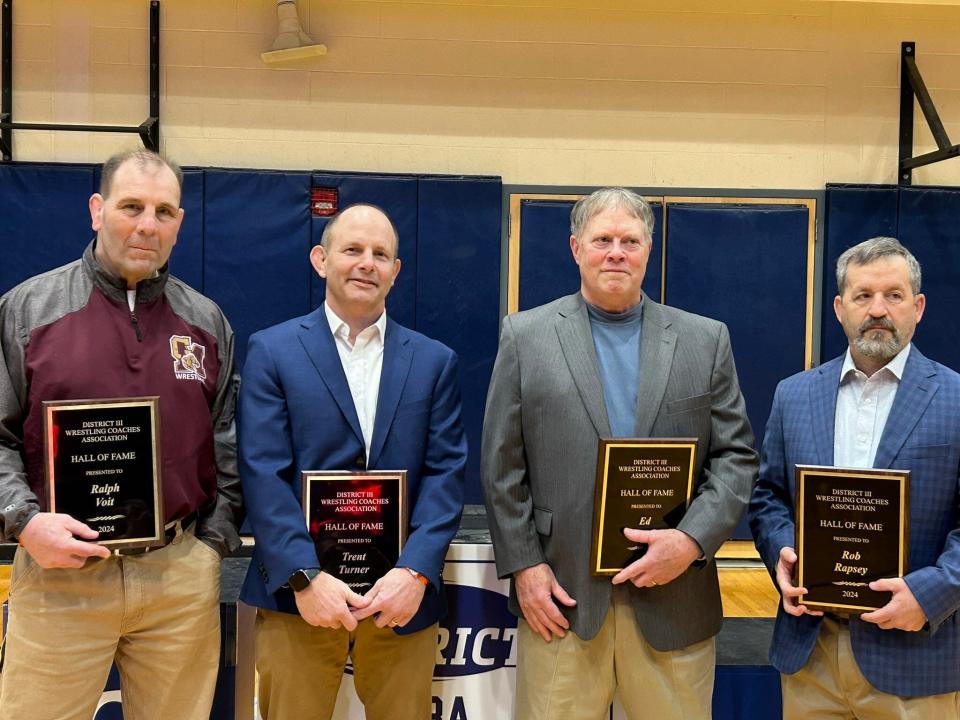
[324,304,386,458]
[833,343,911,468]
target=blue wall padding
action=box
[517,199,663,311]
[664,203,808,446]
[202,169,313,370]
[518,200,576,310]
[666,203,809,540]
[821,185,899,361]
[310,172,419,329]
[168,169,205,293]
[417,176,502,506]
[713,665,782,720]
[0,164,96,295]
[897,186,960,372]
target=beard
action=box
[853,316,902,359]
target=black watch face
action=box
[289,570,312,592]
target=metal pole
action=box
[148,0,160,151]
[898,42,915,186]
[2,0,13,161]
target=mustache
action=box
[858,316,896,334]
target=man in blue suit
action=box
[238,204,467,719]
[749,236,960,718]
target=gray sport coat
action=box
[481,292,758,648]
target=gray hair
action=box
[570,187,655,241]
[319,203,399,257]
[100,149,183,199]
[836,237,921,295]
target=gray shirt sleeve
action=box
[0,294,41,541]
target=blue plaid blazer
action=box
[748,346,960,696]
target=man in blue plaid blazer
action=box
[749,237,960,718]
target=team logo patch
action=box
[169,335,207,382]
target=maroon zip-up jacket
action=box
[0,241,242,555]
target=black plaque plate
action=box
[591,438,697,575]
[44,397,164,549]
[302,470,407,592]
[796,464,910,614]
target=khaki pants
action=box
[783,616,960,719]
[256,608,437,720]
[516,585,716,720]
[0,526,222,720]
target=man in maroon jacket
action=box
[0,150,242,719]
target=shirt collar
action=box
[323,303,387,344]
[840,343,912,382]
[584,296,644,324]
[82,239,169,305]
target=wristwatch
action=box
[288,568,322,592]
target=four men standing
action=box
[1,160,957,720]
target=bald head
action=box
[320,204,399,259]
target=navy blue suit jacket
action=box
[238,306,467,633]
[749,346,960,696]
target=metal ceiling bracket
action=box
[898,41,960,186]
[0,0,161,162]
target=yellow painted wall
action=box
[6,0,960,187]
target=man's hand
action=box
[352,568,426,629]
[774,546,822,617]
[514,563,577,642]
[295,571,370,630]
[860,578,927,631]
[611,528,699,587]
[18,513,111,568]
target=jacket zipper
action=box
[129,311,143,342]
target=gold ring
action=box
[389,620,399,627]
[650,581,658,587]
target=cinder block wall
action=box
[7,0,960,187]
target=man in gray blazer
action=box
[481,187,757,719]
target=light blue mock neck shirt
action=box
[585,298,643,437]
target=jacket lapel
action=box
[873,347,938,469]
[369,320,412,467]
[297,306,364,446]
[634,300,677,437]
[555,295,611,437]
[810,356,842,466]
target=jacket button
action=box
[355,455,366,469]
